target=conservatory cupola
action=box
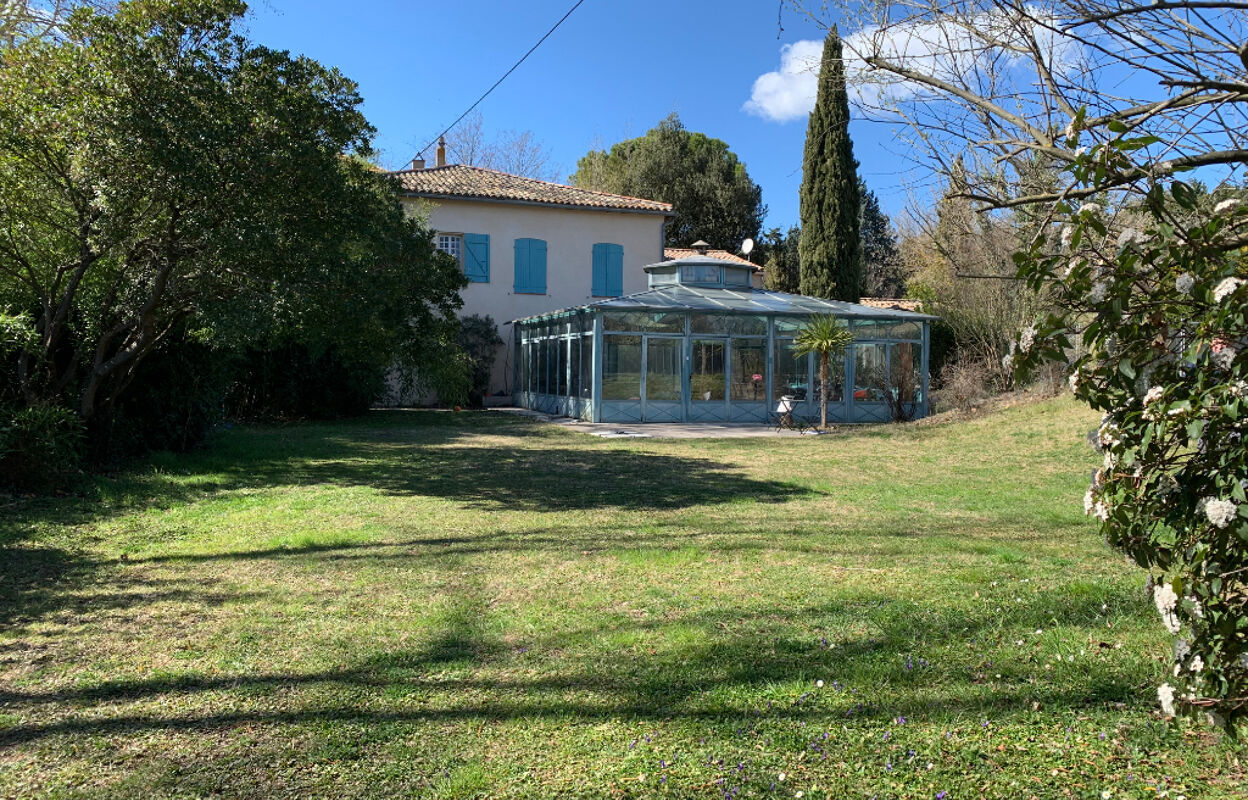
[644,251,760,289]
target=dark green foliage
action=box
[1012,139,1248,725]
[799,27,862,302]
[89,334,231,463]
[0,404,83,493]
[0,0,468,487]
[226,345,383,421]
[761,226,801,293]
[570,113,765,250]
[859,180,905,298]
[927,318,957,385]
[457,315,503,408]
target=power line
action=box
[411,0,587,165]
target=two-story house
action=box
[393,144,673,400]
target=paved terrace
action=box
[490,407,831,439]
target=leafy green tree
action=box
[859,180,904,298]
[761,225,801,293]
[799,27,862,302]
[0,0,465,439]
[793,314,853,430]
[569,113,765,250]
[457,314,503,408]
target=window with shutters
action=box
[438,232,490,282]
[436,234,462,265]
[592,243,624,297]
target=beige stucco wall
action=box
[404,197,668,397]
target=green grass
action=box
[1,398,1245,798]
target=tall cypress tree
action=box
[799,26,862,302]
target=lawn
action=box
[1,398,1244,798]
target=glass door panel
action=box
[691,340,726,402]
[729,340,766,403]
[601,335,642,401]
[644,337,683,422]
[645,338,681,402]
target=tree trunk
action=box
[819,352,829,430]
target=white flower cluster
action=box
[1096,417,1122,449]
[1214,198,1242,215]
[1213,277,1243,303]
[1084,487,1110,521]
[1019,325,1037,354]
[1203,497,1238,529]
[1230,381,1248,398]
[1154,583,1182,634]
[1158,683,1176,716]
[1175,273,1195,294]
[1089,281,1109,303]
[1143,386,1165,420]
[1079,202,1102,217]
[1212,342,1238,370]
[1068,369,1081,394]
[1060,225,1074,250]
[1117,228,1149,249]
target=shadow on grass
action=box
[0,411,811,637]
[0,579,1144,749]
[0,411,812,531]
[0,546,101,630]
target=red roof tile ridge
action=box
[394,163,673,210]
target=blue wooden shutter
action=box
[606,244,624,296]
[593,243,623,296]
[592,244,608,296]
[514,238,529,293]
[515,238,546,294]
[531,239,547,293]
[464,233,489,282]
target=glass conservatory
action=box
[512,254,935,424]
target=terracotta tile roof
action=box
[392,164,673,214]
[663,248,756,266]
[858,297,924,312]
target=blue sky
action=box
[242,0,922,233]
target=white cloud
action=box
[744,11,1080,123]
[743,39,823,123]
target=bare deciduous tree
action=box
[791,0,1248,208]
[440,111,559,181]
[0,0,112,47]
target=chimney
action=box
[691,240,710,255]
[436,136,447,167]
[411,156,425,170]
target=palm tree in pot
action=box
[793,314,853,430]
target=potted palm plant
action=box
[793,314,853,431]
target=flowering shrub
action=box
[1011,132,1248,728]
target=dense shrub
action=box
[1014,136,1248,728]
[458,315,503,408]
[935,357,993,413]
[227,345,385,421]
[0,404,83,493]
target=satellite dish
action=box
[741,238,755,255]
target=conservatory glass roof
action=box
[511,284,937,324]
